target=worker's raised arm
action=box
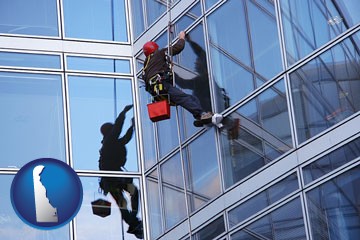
[170,31,186,56]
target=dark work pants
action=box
[104,181,140,227]
[162,81,204,119]
[110,183,140,226]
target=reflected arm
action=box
[187,38,205,57]
[106,105,133,143]
[121,122,134,145]
[174,72,193,89]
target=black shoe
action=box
[200,112,213,124]
[128,222,143,239]
[193,119,204,127]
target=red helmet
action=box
[143,41,159,57]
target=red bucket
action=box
[147,99,170,122]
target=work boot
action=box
[193,119,204,127]
[200,112,213,124]
[193,112,213,127]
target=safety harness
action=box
[143,53,174,103]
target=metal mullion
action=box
[56,0,63,39]
[283,71,299,147]
[299,186,313,240]
[175,106,192,236]
[274,0,288,71]
[142,0,148,31]
[58,0,67,40]
[203,10,227,196]
[243,0,256,84]
[276,0,307,148]
[298,157,313,240]
[63,72,73,168]
[158,161,167,236]
[62,64,75,240]
[131,53,150,239]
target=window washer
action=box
[142,30,213,127]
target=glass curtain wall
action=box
[133,0,360,239]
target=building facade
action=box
[0,0,359,240]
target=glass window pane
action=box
[63,0,127,41]
[290,31,360,143]
[231,198,306,240]
[204,0,220,11]
[281,0,360,65]
[157,107,179,159]
[68,76,137,171]
[67,56,131,74]
[0,0,58,36]
[207,0,251,68]
[174,3,202,37]
[77,176,142,240]
[138,79,157,170]
[221,80,293,187]
[146,176,163,239]
[229,173,298,227]
[178,107,198,144]
[229,192,268,228]
[268,173,298,204]
[193,216,225,240]
[130,0,145,39]
[163,185,187,230]
[115,59,131,74]
[303,137,360,184]
[210,46,254,112]
[161,153,184,189]
[146,0,166,27]
[307,166,360,240]
[161,154,187,230]
[0,52,61,69]
[247,0,282,79]
[0,72,65,168]
[183,128,221,212]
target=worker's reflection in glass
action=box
[98,104,143,239]
[174,34,213,112]
[175,34,239,139]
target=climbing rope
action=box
[166,0,175,87]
